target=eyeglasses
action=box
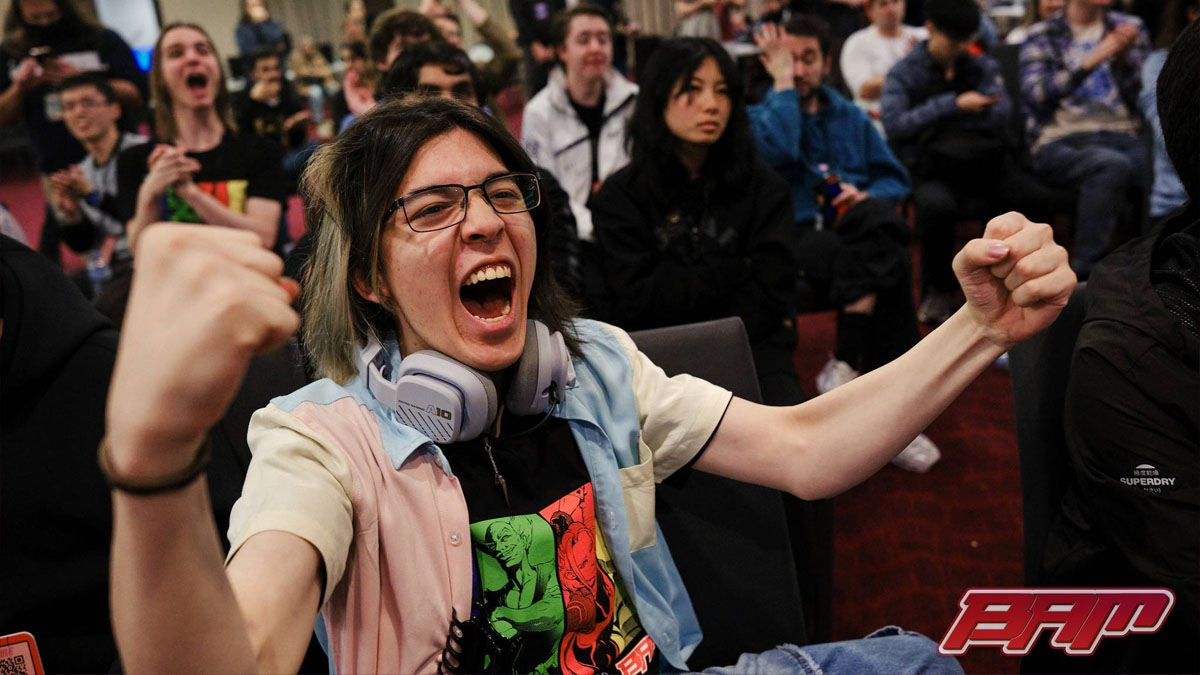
[382,172,541,233]
[61,98,110,113]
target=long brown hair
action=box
[2,0,99,57]
[301,98,581,383]
[148,23,237,143]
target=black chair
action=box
[1008,282,1089,587]
[630,318,808,669]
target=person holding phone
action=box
[881,0,1054,326]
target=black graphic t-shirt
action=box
[115,132,287,225]
[443,413,658,675]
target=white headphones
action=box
[361,320,576,443]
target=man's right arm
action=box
[0,58,40,127]
[107,225,317,673]
[748,90,804,167]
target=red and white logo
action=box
[939,588,1175,656]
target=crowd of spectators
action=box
[1,0,1195,673]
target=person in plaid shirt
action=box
[1019,0,1148,278]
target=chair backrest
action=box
[1008,282,1088,585]
[629,317,807,669]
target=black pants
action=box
[796,198,920,370]
[913,160,1057,294]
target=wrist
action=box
[100,430,211,492]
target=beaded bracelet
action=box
[97,435,211,495]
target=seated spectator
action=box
[0,0,147,262]
[289,36,338,130]
[104,96,1074,675]
[234,48,320,184]
[47,73,147,322]
[1005,0,1067,44]
[591,37,803,406]
[882,0,1053,324]
[1019,0,1149,277]
[369,8,442,73]
[1040,17,1198,673]
[839,0,927,131]
[1138,0,1196,222]
[331,40,373,132]
[338,9,443,128]
[0,234,118,674]
[421,0,523,97]
[522,3,637,244]
[236,0,290,72]
[750,16,937,471]
[117,23,286,258]
[509,0,566,96]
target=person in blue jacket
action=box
[749,15,937,472]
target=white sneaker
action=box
[816,356,860,395]
[891,433,941,473]
[918,290,959,325]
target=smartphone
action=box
[28,46,53,64]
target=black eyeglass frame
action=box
[380,171,542,232]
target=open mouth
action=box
[185,73,209,93]
[459,263,513,322]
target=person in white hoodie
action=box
[521,3,637,244]
[839,0,926,133]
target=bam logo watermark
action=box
[939,589,1175,656]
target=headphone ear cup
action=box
[505,320,549,416]
[393,351,499,442]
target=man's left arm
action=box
[476,14,524,89]
[695,213,1075,499]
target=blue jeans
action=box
[703,626,963,675]
[1031,131,1146,278]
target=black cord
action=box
[498,388,561,441]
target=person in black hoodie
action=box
[591,37,802,406]
[1038,17,1198,675]
[0,234,118,673]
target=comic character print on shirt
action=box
[163,180,249,222]
[470,482,656,675]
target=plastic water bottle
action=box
[86,249,111,297]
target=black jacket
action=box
[591,157,799,346]
[0,235,119,673]
[1045,203,1199,673]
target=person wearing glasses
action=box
[46,73,147,319]
[104,98,1074,675]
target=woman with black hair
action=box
[591,37,803,405]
